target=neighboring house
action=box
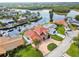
[68,18,79,26]
[8,30,20,38]
[0,36,24,55]
[25,10,31,15]
[0,19,14,24]
[43,24,57,29]
[48,28,57,35]
[53,20,67,26]
[17,16,28,24]
[43,24,57,35]
[0,19,15,28]
[18,16,26,21]
[31,12,38,19]
[24,26,49,44]
[2,11,18,17]
[53,13,67,26]
[67,10,79,18]
[9,12,17,16]
[67,10,79,26]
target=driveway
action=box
[38,38,61,56]
[46,30,79,57]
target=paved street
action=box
[46,30,79,57]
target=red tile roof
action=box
[34,26,48,35]
[25,30,41,41]
[54,20,67,26]
[25,26,48,41]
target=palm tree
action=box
[33,39,40,49]
[73,34,79,48]
[0,22,3,25]
[12,17,17,22]
[12,12,19,23]
[18,27,21,32]
[49,9,54,22]
[75,15,79,21]
[37,12,40,16]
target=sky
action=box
[0,0,79,3]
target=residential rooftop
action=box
[0,36,24,55]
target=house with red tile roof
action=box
[24,26,49,43]
[24,30,41,41]
[34,26,48,41]
[34,26,48,35]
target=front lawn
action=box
[56,25,65,35]
[47,43,57,51]
[50,34,63,41]
[9,45,43,57]
[67,43,79,57]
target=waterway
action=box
[0,9,79,37]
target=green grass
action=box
[47,43,57,51]
[67,43,79,57]
[50,34,63,41]
[9,45,43,57]
[15,45,43,57]
[68,24,77,30]
[20,32,24,35]
[54,12,67,15]
[56,25,65,35]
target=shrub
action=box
[75,15,79,21]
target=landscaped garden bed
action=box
[47,43,57,51]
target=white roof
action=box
[43,24,57,28]
[48,28,57,35]
[0,19,14,23]
[67,10,79,18]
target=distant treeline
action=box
[13,4,79,13]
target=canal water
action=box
[0,9,79,37]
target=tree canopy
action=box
[75,15,79,21]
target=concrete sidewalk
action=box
[57,33,65,38]
[46,30,79,57]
